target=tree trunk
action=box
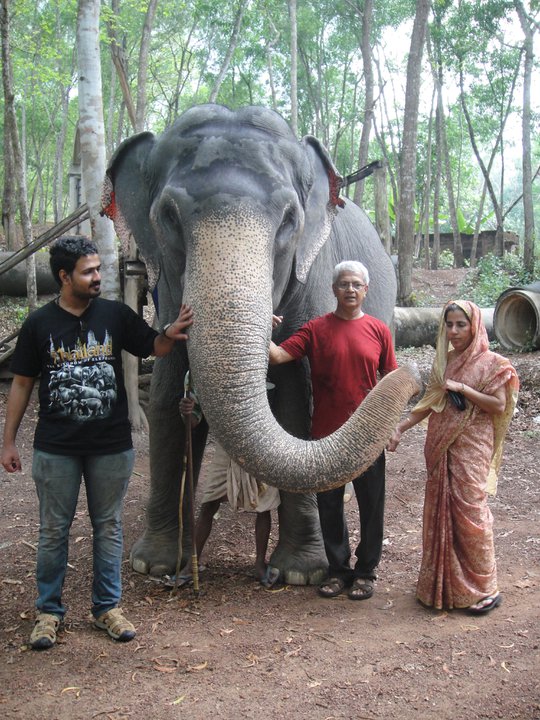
[53,87,70,224]
[470,180,487,268]
[514,0,535,276]
[288,0,298,135]
[107,0,137,132]
[459,60,519,259]
[373,163,392,255]
[135,0,159,133]
[353,0,374,207]
[422,90,435,269]
[265,20,280,111]
[397,0,430,306]
[372,54,400,253]
[431,97,444,271]
[2,96,18,249]
[438,84,463,268]
[1,0,37,310]
[208,1,247,103]
[427,30,463,268]
[77,0,120,298]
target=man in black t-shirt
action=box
[1,236,193,650]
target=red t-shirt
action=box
[280,312,397,439]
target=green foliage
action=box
[458,253,533,306]
[0,0,537,258]
[15,304,30,324]
[456,207,474,234]
[438,249,455,269]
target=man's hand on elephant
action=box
[153,304,193,356]
[168,304,193,340]
[272,314,283,329]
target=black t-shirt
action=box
[10,297,159,455]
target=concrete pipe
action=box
[394,306,494,348]
[494,282,540,351]
[0,251,57,295]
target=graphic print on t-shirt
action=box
[47,327,117,421]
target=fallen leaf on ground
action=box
[152,656,179,673]
[186,661,208,672]
[514,579,534,589]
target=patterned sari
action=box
[413,301,519,610]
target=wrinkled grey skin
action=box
[105,104,418,584]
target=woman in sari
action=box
[388,300,519,614]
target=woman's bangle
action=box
[461,383,465,393]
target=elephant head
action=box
[105,104,419,492]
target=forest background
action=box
[0,0,539,309]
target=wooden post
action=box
[123,235,148,431]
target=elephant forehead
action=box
[188,136,300,182]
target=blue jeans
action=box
[32,449,134,619]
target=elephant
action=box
[103,104,419,585]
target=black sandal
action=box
[348,578,374,601]
[466,592,502,615]
[318,577,347,598]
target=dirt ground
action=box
[1,269,539,720]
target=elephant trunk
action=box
[185,206,420,493]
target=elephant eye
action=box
[159,201,185,243]
[163,203,180,229]
[151,197,187,262]
[275,206,300,256]
[279,207,297,234]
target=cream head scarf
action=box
[413,300,481,415]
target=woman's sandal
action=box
[318,577,347,598]
[348,578,374,601]
[466,592,502,615]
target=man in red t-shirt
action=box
[269,260,397,600]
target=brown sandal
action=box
[29,613,61,650]
[94,608,136,642]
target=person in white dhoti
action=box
[180,383,280,588]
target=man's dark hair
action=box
[49,236,99,286]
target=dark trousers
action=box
[316,453,386,584]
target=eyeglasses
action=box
[336,281,366,290]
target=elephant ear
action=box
[294,136,345,284]
[102,132,161,291]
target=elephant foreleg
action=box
[130,350,208,576]
[266,363,328,584]
[270,491,328,585]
